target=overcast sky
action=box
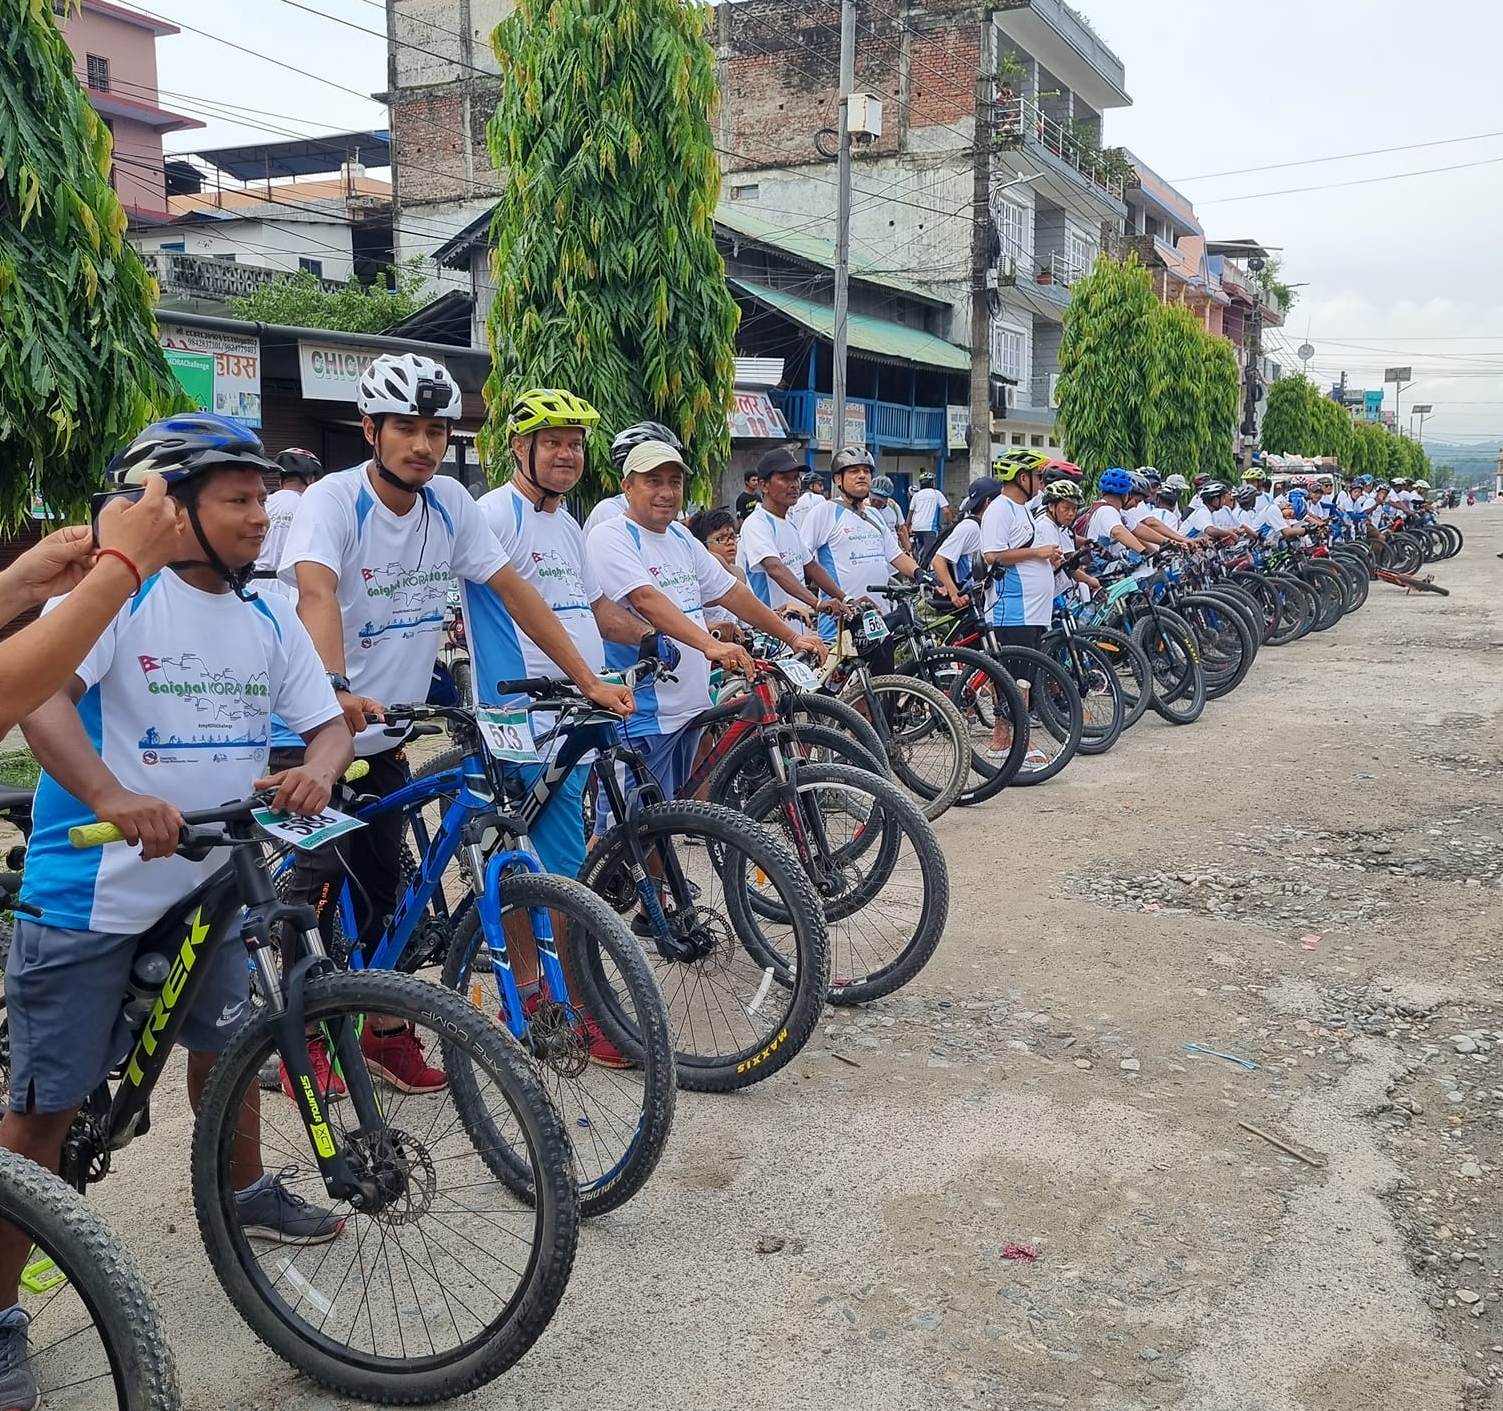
[153,0,1502,450]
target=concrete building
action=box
[717,0,1132,450]
[55,0,202,222]
[383,0,513,293]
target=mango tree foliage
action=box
[0,0,186,521]
[481,0,739,503]
[1141,302,1208,478]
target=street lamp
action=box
[1411,404,1433,446]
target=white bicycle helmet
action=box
[356,353,462,420]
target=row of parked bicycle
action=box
[5,501,1459,1410]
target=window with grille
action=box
[995,198,1030,264]
[1066,227,1096,281]
[992,324,1027,382]
[85,54,109,91]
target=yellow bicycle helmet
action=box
[991,447,1050,482]
[506,388,602,438]
[1242,467,1268,484]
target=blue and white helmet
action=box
[109,413,275,487]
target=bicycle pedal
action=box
[21,1249,66,1294]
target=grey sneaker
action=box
[235,1171,345,1246]
[0,1307,37,1411]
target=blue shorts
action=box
[594,726,701,834]
[508,761,590,880]
[5,919,249,1114]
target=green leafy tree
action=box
[229,259,428,334]
[1349,420,1389,478]
[0,0,186,521]
[1258,374,1317,456]
[1141,303,1207,477]
[1200,332,1242,477]
[480,0,738,502]
[1309,394,1353,464]
[1056,256,1155,476]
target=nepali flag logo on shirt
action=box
[138,655,162,674]
[648,566,661,577]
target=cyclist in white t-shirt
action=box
[256,448,324,599]
[788,472,828,532]
[907,472,948,563]
[1084,467,1153,556]
[590,441,825,809]
[279,358,632,1095]
[583,420,682,538]
[739,446,847,623]
[870,476,911,554]
[931,477,1001,607]
[1181,482,1244,542]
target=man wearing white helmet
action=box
[582,419,682,537]
[276,353,633,1095]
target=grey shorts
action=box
[5,919,250,1114]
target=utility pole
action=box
[1240,302,1263,463]
[968,9,996,479]
[830,0,857,455]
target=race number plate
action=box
[252,806,365,851]
[477,706,541,763]
[860,609,890,643]
[774,657,821,691]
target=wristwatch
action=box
[327,672,351,695]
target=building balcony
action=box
[995,0,1130,111]
[994,97,1126,214]
[140,250,347,310]
[773,390,948,452]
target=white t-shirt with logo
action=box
[1213,506,1241,531]
[590,516,736,737]
[256,487,304,598]
[21,571,340,934]
[908,487,947,533]
[1086,504,1128,544]
[980,494,1052,627]
[1183,503,1217,536]
[278,465,508,755]
[463,481,604,707]
[739,505,812,611]
[1033,511,1077,596]
[799,499,902,610]
[873,499,902,536]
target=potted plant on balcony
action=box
[1036,264,1055,286]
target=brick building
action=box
[718,0,1132,449]
[384,0,512,293]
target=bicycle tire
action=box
[1133,612,1206,725]
[1390,534,1425,575]
[0,1149,178,1411]
[741,763,949,1006]
[1178,593,1253,702]
[1074,626,1152,731]
[1197,587,1262,665]
[440,873,675,1220]
[911,644,1028,804]
[777,693,893,780]
[192,970,579,1404]
[843,674,969,820]
[703,722,886,811]
[579,800,829,1092]
[1376,568,1450,596]
[986,645,1083,784]
[1048,635,1124,755]
[1296,566,1345,632]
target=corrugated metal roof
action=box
[734,356,784,388]
[729,279,970,373]
[716,203,950,307]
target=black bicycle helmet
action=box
[274,447,324,482]
[610,420,681,472]
[1199,480,1229,503]
[1234,484,1257,508]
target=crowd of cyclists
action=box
[0,351,1464,1409]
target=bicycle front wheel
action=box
[0,1149,178,1410]
[441,872,676,1219]
[580,800,830,1091]
[742,763,950,1005]
[843,674,969,819]
[192,970,579,1404]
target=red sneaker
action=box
[280,1036,346,1103]
[360,1023,448,1094]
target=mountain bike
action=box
[43,797,579,1404]
[0,1148,178,1410]
[404,647,831,1093]
[274,684,676,1221]
[683,647,950,1005]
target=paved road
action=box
[89,510,1500,1411]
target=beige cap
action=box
[622,439,688,479]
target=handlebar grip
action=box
[493,676,563,697]
[69,822,125,849]
[343,759,371,783]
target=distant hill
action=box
[1424,440,1499,473]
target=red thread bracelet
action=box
[96,548,142,593]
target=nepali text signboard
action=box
[946,404,969,451]
[159,327,262,426]
[812,397,868,452]
[728,391,788,441]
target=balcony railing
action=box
[773,390,948,451]
[994,96,1126,202]
[139,249,347,305]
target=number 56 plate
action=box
[252,806,365,851]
